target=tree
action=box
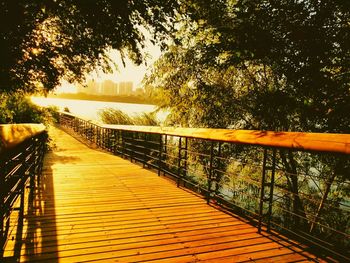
[146,0,350,133]
[144,0,350,252]
[0,0,180,94]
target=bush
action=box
[133,112,159,126]
[0,93,58,124]
[99,108,134,125]
[98,108,159,126]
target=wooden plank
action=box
[3,126,326,262]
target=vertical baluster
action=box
[163,135,168,176]
[116,130,121,155]
[158,134,163,176]
[113,129,117,155]
[207,141,214,204]
[267,149,276,232]
[142,133,147,167]
[183,138,188,182]
[258,148,268,233]
[107,128,111,151]
[98,126,101,147]
[177,137,182,187]
[121,131,125,158]
[214,142,222,197]
[258,148,276,233]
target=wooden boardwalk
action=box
[4,127,323,262]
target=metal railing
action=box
[0,125,47,257]
[59,112,350,261]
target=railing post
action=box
[258,148,268,233]
[86,121,89,140]
[158,134,163,176]
[267,149,276,232]
[130,132,135,162]
[116,130,121,155]
[85,120,87,138]
[163,135,168,176]
[258,148,276,233]
[112,129,117,155]
[99,127,103,148]
[102,128,106,149]
[207,141,214,204]
[107,128,111,151]
[98,126,101,147]
[77,118,79,133]
[177,137,182,187]
[110,129,114,152]
[214,142,222,196]
[83,120,86,138]
[142,133,147,167]
[36,133,47,183]
[94,124,97,144]
[90,122,92,142]
[121,131,125,158]
[104,127,107,149]
[29,138,38,189]
[183,138,188,181]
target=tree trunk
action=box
[280,150,307,229]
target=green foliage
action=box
[45,105,60,124]
[133,113,159,126]
[98,108,159,126]
[143,1,350,254]
[146,0,350,133]
[0,93,59,124]
[99,108,133,125]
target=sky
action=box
[56,41,161,93]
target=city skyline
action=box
[77,79,141,96]
[57,38,161,94]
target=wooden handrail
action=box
[60,112,350,154]
[101,125,350,154]
[0,124,46,153]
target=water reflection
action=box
[31,97,167,123]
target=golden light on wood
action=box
[3,126,326,262]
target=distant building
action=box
[77,80,100,95]
[101,80,117,96]
[89,80,101,94]
[118,81,133,95]
[77,80,135,96]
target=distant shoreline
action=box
[43,93,156,105]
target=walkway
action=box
[4,127,322,262]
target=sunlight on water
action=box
[31,97,167,123]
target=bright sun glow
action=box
[56,39,161,94]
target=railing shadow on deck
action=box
[23,149,81,262]
[22,154,57,262]
[0,125,83,262]
[58,112,350,262]
[0,126,48,262]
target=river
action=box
[30,97,165,123]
